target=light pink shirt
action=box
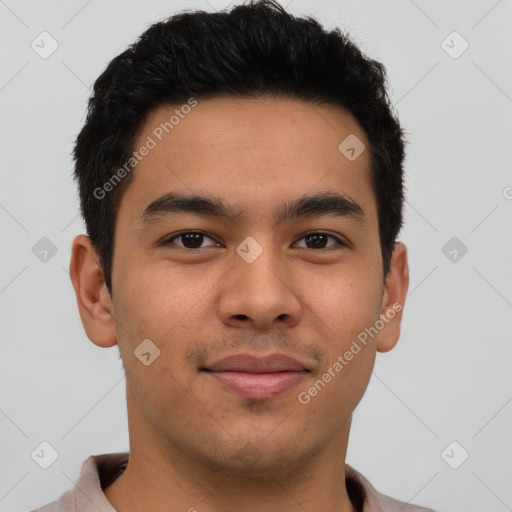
[32,453,436,512]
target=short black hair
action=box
[73,0,407,295]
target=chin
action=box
[194,433,317,479]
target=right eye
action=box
[162,231,222,250]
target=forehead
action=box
[118,96,376,227]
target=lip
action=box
[204,353,309,373]
[201,353,311,400]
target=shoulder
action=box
[29,453,128,512]
[31,502,58,512]
[345,464,437,512]
[30,489,75,512]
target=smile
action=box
[202,369,309,399]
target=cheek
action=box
[113,268,209,419]
[308,274,381,347]
[309,272,381,409]
[115,264,188,330]
[299,290,378,433]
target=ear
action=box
[69,234,117,348]
[376,242,409,353]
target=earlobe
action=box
[376,242,409,353]
[69,234,118,348]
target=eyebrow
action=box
[138,190,367,228]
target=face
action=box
[72,96,408,476]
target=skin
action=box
[70,96,409,512]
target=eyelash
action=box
[162,231,347,250]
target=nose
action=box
[216,243,302,331]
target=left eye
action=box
[164,231,344,250]
[293,233,344,249]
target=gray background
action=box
[1,1,511,511]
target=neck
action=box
[104,390,357,512]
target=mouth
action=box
[200,353,311,400]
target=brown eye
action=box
[294,233,345,249]
[164,231,220,249]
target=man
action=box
[34,1,436,510]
